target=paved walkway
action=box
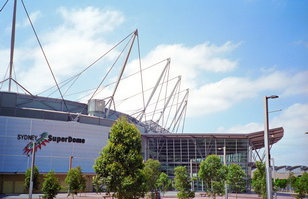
[0,192,300,199]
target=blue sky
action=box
[0,0,307,166]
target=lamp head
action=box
[267,95,279,99]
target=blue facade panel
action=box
[0,116,110,173]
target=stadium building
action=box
[0,1,284,193]
[0,91,284,193]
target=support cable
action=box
[21,0,70,112]
[162,63,170,126]
[37,31,135,96]
[137,33,146,121]
[106,30,137,118]
[0,0,9,12]
[173,92,188,133]
[149,67,168,131]
[11,78,33,96]
[168,89,188,131]
[175,74,181,113]
[173,81,182,128]
[0,64,10,90]
[13,63,18,93]
[120,89,187,115]
[164,76,180,128]
[156,76,181,124]
[181,92,188,133]
[72,59,170,100]
[89,35,133,101]
[38,75,75,96]
[163,82,179,129]
[138,58,170,121]
[151,66,168,122]
[78,33,133,116]
[8,0,17,92]
[134,101,184,118]
[174,102,186,133]
[62,31,135,96]
[0,78,9,90]
[46,76,77,97]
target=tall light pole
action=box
[190,159,194,191]
[223,146,227,199]
[264,95,279,199]
[29,141,36,199]
[218,147,227,199]
[271,158,277,199]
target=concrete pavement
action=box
[0,192,299,199]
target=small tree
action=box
[173,166,195,199]
[143,159,161,198]
[227,164,246,199]
[274,179,288,191]
[252,161,266,199]
[288,172,297,191]
[156,172,172,196]
[42,171,61,199]
[293,173,308,199]
[65,166,86,197]
[92,175,104,194]
[198,155,227,199]
[24,166,40,192]
[94,117,146,199]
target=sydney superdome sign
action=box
[17,132,86,154]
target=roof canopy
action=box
[142,127,284,150]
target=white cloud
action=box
[216,103,308,166]
[7,7,125,93]
[2,5,307,143]
[58,7,124,37]
[292,40,308,48]
[107,41,241,122]
[188,70,308,117]
[270,103,308,166]
[22,11,41,27]
[216,122,263,133]
[2,5,241,120]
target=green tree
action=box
[24,166,40,192]
[94,117,146,199]
[173,166,195,199]
[65,166,87,197]
[143,159,161,198]
[251,161,266,199]
[156,172,172,196]
[288,172,297,191]
[198,155,227,199]
[293,173,308,199]
[274,179,288,191]
[92,175,104,193]
[227,164,246,198]
[41,171,61,199]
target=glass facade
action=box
[143,136,250,191]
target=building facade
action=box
[0,92,284,193]
[142,129,284,191]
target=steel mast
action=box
[8,0,17,92]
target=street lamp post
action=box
[223,146,227,199]
[190,159,194,191]
[264,95,279,199]
[29,141,36,199]
[271,158,277,199]
[218,147,228,199]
